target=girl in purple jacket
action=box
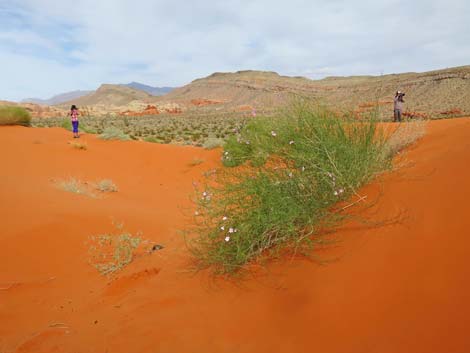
[70,105,80,138]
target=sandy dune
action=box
[1,119,470,353]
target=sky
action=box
[1,0,469,101]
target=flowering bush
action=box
[188,100,393,274]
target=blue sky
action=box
[1,0,469,101]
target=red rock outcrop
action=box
[190,98,224,107]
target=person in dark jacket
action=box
[393,91,405,122]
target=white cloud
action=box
[1,0,469,101]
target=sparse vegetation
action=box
[188,158,205,167]
[88,223,142,275]
[384,120,427,157]
[94,179,118,192]
[188,101,425,274]
[69,141,88,150]
[55,177,118,197]
[99,127,131,141]
[203,137,225,149]
[0,106,31,126]
[32,112,249,146]
[55,177,95,197]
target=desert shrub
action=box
[55,177,118,197]
[88,223,142,275]
[384,120,427,157]
[61,119,72,130]
[203,137,225,149]
[55,177,96,198]
[188,101,394,274]
[0,106,31,126]
[144,136,163,143]
[69,141,88,150]
[99,127,131,141]
[94,179,118,192]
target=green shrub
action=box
[99,127,131,141]
[202,137,225,149]
[188,101,393,274]
[0,106,31,126]
[61,119,72,130]
[144,136,163,143]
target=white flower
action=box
[225,236,230,242]
[220,226,225,231]
[334,191,338,196]
[339,188,344,194]
[289,140,294,145]
[271,131,277,137]
[222,216,228,221]
[301,166,305,172]
[228,228,234,233]
[246,141,250,145]
[224,151,229,155]
[202,191,208,197]
[288,172,293,178]
[234,229,238,233]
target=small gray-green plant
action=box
[69,141,88,150]
[88,224,142,275]
[55,177,118,197]
[55,177,96,198]
[94,179,118,192]
[202,137,225,149]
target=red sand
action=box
[1,119,470,353]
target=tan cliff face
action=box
[8,65,470,119]
[154,66,470,118]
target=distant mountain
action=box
[122,82,174,96]
[22,90,94,106]
[58,84,154,107]
[21,82,172,106]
